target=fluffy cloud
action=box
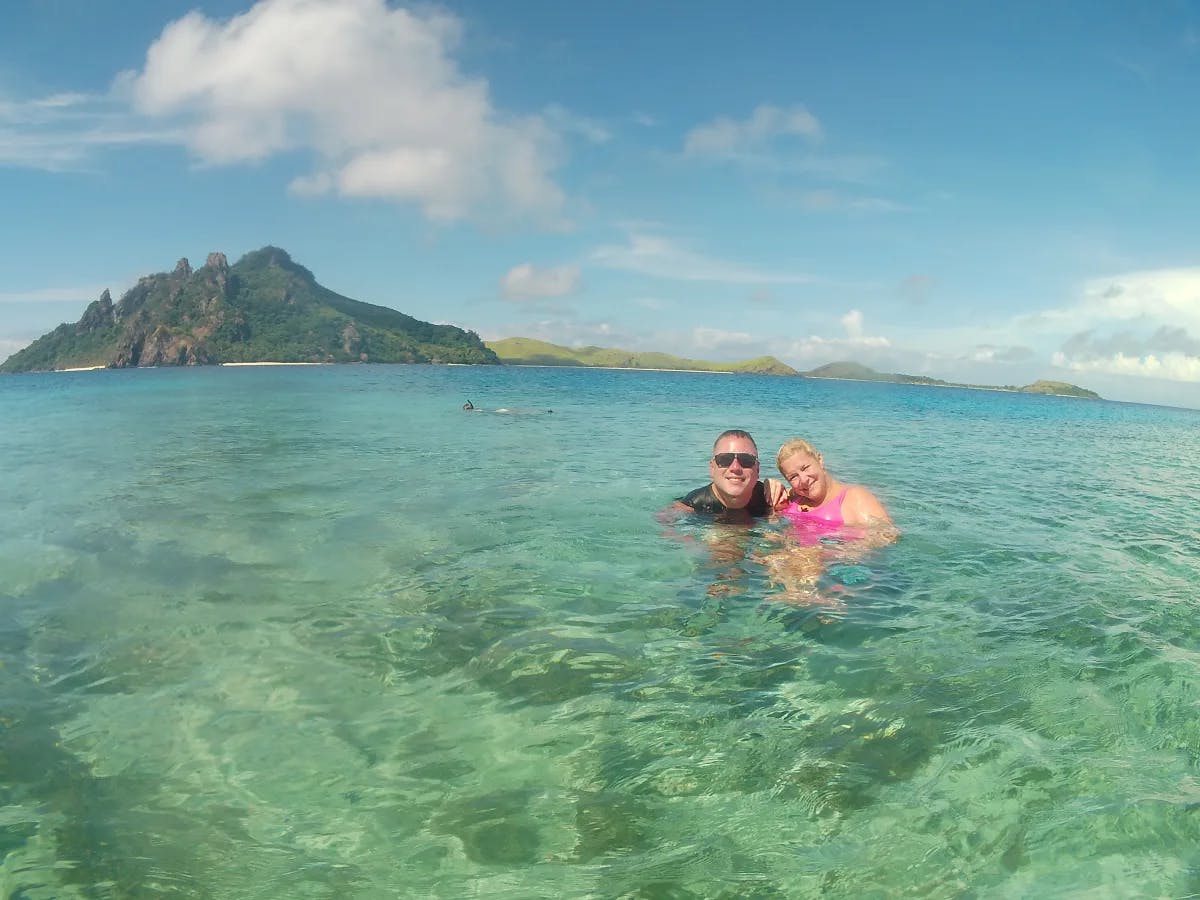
[1038,268,1200,382]
[123,0,565,224]
[841,309,864,338]
[489,318,635,349]
[501,263,581,300]
[691,327,757,352]
[1021,267,1200,332]
[1053,350,1200,381]
[684,104,822,157]
[968,344,1035,363]
[1054,325,1200,381]
[591,231,815,284]
[774,308,892,365]
[0,91,169,170]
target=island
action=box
[0,251,1100,402]
[0,247,498,372]
[803,361,1101,399]
[485,337,798,375]
[485,340,1100,399]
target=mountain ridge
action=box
[804,360,1101,398]
[485,337,798,375]
[0,250,1100,401]
[488,339,1101,398]
[0,247,497,372]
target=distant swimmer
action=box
[463,402,551,415]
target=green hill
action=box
[1,247,498,372]
[1020,380,1101,399]
[803,360,1100,399]
[486,337,798,375]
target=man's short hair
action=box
[712,429,757,452]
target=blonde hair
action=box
[776,438,822,469]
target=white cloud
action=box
[775,311,892,364]
[692,327,756,352]
[1053,350,1200,381]
[122,0,566,225]
[591,231,815,285]
[485,318,636,349]
[841,309,863,338]
[542,104,609,143]
[1020,267,1200,333]
[969,344,1034,364]
[775,309,891,360]
[684,104,822,158]
[0,90,164,170]
[501,263,581,300]
[1026,267,1200,383]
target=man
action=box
[673,429,775,520]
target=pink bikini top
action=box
[781,487,858,545]
[782,487,848,528]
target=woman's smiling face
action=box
[778,451,827,504]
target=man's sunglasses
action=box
[713,452,759,468]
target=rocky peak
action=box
[77,289,116,332]
[205,252,229,271]
[174,258,192,277]
[263,246,292,267]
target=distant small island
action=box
[487,339,1101,399]
[804,361,1101,399]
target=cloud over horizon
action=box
[1037,267,1200,381]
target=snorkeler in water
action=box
[462,400,552,415]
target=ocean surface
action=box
[2,364,1200,898]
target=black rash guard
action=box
[677,482,770,517]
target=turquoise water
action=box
[2,364,1200,898]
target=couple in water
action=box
[670,429,895,603]
[675,429,893,530]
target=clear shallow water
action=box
[2,365,1200,898]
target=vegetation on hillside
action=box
[1,247,498,372]
[485,337,798,375]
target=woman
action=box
[771,438,893,529]
[759,438,896,603]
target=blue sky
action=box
[3,0,1200,406]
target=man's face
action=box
[708,435,760,505]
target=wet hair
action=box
[776,437,822,469]
[712,429,757,453]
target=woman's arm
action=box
[844,485,894,528]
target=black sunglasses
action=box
[713,452,759,468]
